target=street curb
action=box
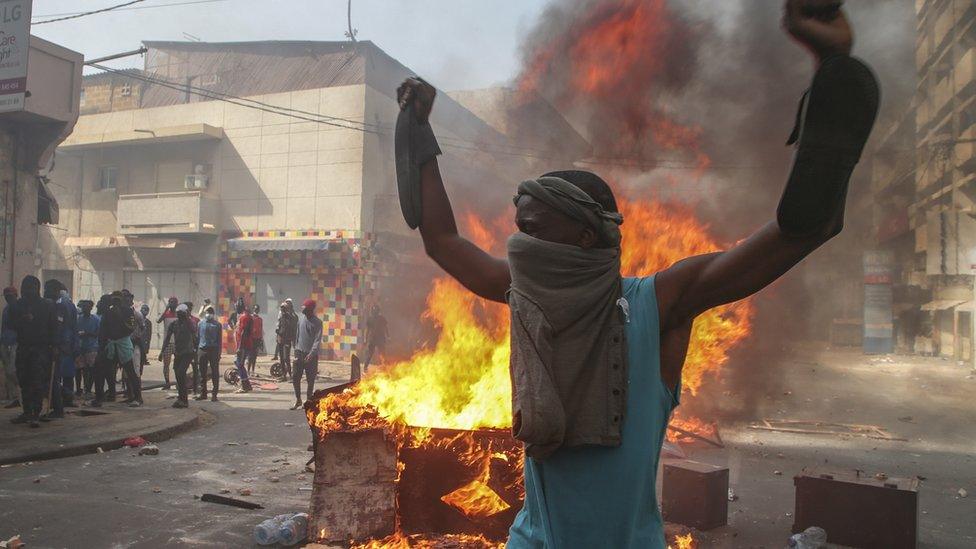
[0,408,209,466]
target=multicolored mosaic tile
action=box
[218,229,378,361]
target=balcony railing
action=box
[117,190,218,235]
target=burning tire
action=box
[223,367,239,385]
[270,361,285,379]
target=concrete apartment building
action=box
[41,40,587,359]
[0,34,83,290]
[870,0,976,358]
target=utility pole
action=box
[345,0,357,42]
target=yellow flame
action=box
[669,533,696,549]
[441,479,511,518]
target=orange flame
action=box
[669,533,696,549]
[312,198,751,438]
[517,0,707,169]
[351,534,504,549]
[441,480,510,518]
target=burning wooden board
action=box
[308,429,397,543]
[397,428,522,541]
[307,420,521,544]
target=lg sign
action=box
[0,3,24,23]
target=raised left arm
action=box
[657,222,828,332]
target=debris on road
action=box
[773,470,783,476]
[152,487,161,493]
[269,476,280,483]
[201,493,264,510]
[958,488,968,498]
[749,419,907,441]
[220,489,231,494]
[0,535,24,549]
[123,436,147,448]
[138,445,160,456]
[728,488,738,502]
[238,488,253,496]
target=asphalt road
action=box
[1,350,974,548]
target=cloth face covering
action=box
[506,177,628,458]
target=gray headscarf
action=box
[515,176,624,247]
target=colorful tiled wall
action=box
[218,229,377,361]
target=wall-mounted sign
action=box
[0,0,31,113]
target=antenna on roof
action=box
[182,32,201,42]
[345,0,358,42]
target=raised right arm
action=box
[417,158,511,303]
[398,77,511,303]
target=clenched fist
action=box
[783,0,853,61]
[397,77,436,125]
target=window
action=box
[119,83,132,97]
[98,166,118,190]
[79,88,86,107]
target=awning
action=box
[59,123,224,151]
[226,237,338,252]
[37,179,59,225]
[64,236,178,250]
[920,299,966,311]
[956,301,975,313]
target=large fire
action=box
[310,197,752,435]
[517,0,709,170]
[309,0,751,545]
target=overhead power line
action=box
[33,0,147,24]
[87,63,381,134]
[33,0,227,22]
[86,59,788,171]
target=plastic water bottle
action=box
[278,513,309,546]
[787,527,827,549]
[253,514,290,545]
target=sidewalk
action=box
[0,391,203,465]
[0,355,353,466]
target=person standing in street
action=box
[291,299,322,410]
[275,301,297,381]
[123,291,145,381]
[184,302,201,394]
[139,303,151,374]
[233,300,255,393]
[157,297,179,390]
[1,287,19,409]
[196,305,222,401]
[102,292,141,407]
[75,300,100,398]
[52,284,78,411]
[160,304,198,408]
[363,304,389,373]
[9,276,57,428]
[248,304,264,375]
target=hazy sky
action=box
[30,0,550,90]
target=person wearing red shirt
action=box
[233,301,255,392]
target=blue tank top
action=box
[507,276,679,549]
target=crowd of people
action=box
[0,274,392,428]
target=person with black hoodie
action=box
[9,276,57,428]
[160,304,199,408]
